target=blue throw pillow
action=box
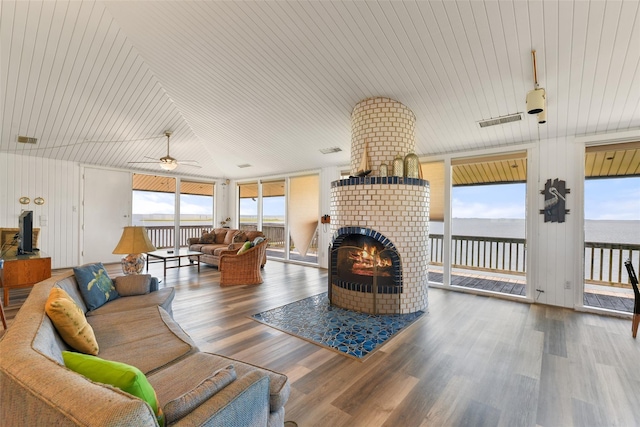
[73,262,119,311]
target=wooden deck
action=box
[2,261,639,427]
[428,271,635,313]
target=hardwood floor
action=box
[2,261,639,426]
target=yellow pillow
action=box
[45,287,99,355]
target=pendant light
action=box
[526,50,546,118]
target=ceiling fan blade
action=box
[177,163,202,168]
[178,160,199,164]
[127,161,161,164]
[143,156,159,161]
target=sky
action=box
[452,177,639,220]
[584,177,640,220]
[132,192,212,215]
[133,177,640,221]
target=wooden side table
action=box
[0,251,51,306]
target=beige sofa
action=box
[188,228,267,268]
[0,271,289,426]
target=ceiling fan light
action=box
[160,158,178,170]
[160,163,177,171]
[526,88,545,114]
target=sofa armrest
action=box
[187,237,201,245]
[217,249,240,261]
[150,277,159,292]
[170,371,270,426]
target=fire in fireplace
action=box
[337,235,393,286]
[330,228,402,294]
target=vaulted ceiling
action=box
[2,1,639,180]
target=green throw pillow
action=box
[73,262,119,311]
[237,241,252,255]
[62,351,164,425]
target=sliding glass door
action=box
[288,174,319,263]
[238,182,259,231]
[261,179,286,259]
[583,143,639,312]
[132,174,176,249]
[179,180,214,246]
[236,174,320,265]
[449,153,527,297]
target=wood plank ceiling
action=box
[2,1,639,180]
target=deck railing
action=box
[429,233,640,288]
[429,234,527,275]
[145,223,318,253]
[143,225,638,288]
[584,242,640,288]
[145,225,210,249]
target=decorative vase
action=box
[121,253,145,275]
[392,155,404,177]
[379,164,388,177]
[404,153,419,178]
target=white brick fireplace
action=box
[329,97,429,314]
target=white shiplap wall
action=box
[0,153,81,268]
[531,137,584,308]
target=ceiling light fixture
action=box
[537,109,546,124]
[159,158,178,171]
[17,135,38,144]
[128,131,200,170]
[477,113,523,128]
[526,50,546,119]
[319,147,342,154]
[159,131,178,170]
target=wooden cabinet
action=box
[0,254,51,306]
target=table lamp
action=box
[112,226,156,274]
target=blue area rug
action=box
[251,293,424,360]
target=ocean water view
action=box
[429,218,640,245]
[134,215,639,245]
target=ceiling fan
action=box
[128,131,201,171]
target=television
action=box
[18,210,33,255]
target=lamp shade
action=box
[526,88,546,114]
[113,226,156,254]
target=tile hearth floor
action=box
[251,292,424,359]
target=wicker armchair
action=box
[218,240,268,286]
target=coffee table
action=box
[146,249,203,277]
